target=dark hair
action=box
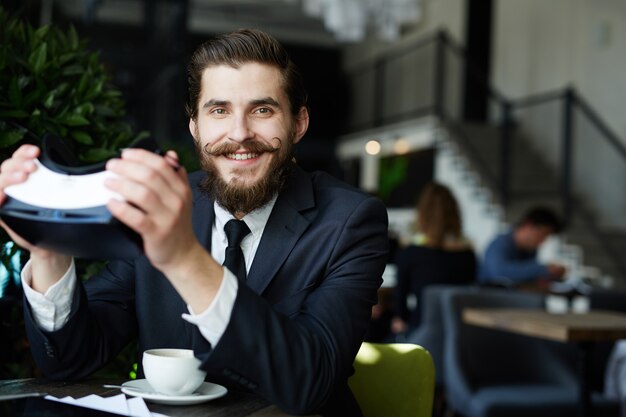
[416,182,462,247]
[186,29,308,120]
[518,206,563,233]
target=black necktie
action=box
[223,219,251,282]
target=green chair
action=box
[348,342,435,417]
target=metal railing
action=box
[345,29,626,278]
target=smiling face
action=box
[189,62,309,216]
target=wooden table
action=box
[463,308,626,417]
[0,378,315,417]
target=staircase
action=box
[441,120,625,290]
[342,29,626,290]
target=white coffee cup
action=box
[142,348,207,396]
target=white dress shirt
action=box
[21,260,77,332]
[22,195,277,348]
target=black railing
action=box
[345,28,626,278]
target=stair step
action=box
[444,121,626,288]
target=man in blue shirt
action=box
[479,207,566,286]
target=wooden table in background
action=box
[0,378,316,417]
[463,308,626,417]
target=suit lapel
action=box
[247,166,315,294]
[190,172,215,252]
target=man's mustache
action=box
[204,138,283,156]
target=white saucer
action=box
[121,379,228,405]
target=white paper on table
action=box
[82,394,128,414]
[44,393,169,417]
[127,396,154,417]
[58,395,78,403]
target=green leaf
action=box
[50,82,69,98]
[53,24,67,50]
[0,109,29,118]
[8,77,21,106]
[6,14,19,35]
[39,118,61,136]
[77,71,89,95]
[61,64,84,76]
[85,79,103,100]
[15,56,30,71]
[13,18,25,44]
[17,75,31,89]
[73,102,94,116]
[55,104,69,119]
[88,52,100,68]
[23,89,43,108]
[132,131,151,142]
[94,105,116,117]
[43,91,56,108]
[81,147,117,163]
[71,130,93,144]
[58,52,77,65]
[0,129,26,148]
[68,25,79,51]
[59,113,89,126]
[28,42,47,74]
[102,90,122,98]
[33,25,50,41]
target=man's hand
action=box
[0,145,41,252]
[105,149,197,269]
[547,263,567,280]
[0,144,72,293]
[390,317,408,334]
[105,149,223,312]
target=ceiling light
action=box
[365,140,381,155]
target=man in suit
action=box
[0,30,389,416]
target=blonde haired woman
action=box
[391,182,477,336]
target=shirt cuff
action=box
[21,258,77,332]
[182,267,238,347]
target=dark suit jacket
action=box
[24,165,389,416]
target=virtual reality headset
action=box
[0,135,160,260]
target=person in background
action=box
[0,29,389,416]
[479,206,566,287]
[391,182,476,337]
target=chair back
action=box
[442,287,577,414]
[349,342,435,417]
[408,284,478,386]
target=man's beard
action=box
[195,135,294,215]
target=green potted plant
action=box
[0,7,147,162]
[0,6,144,378]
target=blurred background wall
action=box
[4,0,626,166]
